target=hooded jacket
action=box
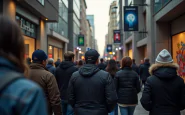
[46,64,56,75]
[55,61,78,101]
[139,62,150,81]
[140,63,185,115]
[68,64,117,115]
[28,63,62,115]
[0,57,47,115]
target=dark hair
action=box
[121,56,132,68]
[64,51,74,61]
[100,58,104,62]
[106,59,118,77]
[0,15,28,74]
[132,59,135,63]
[144,58,149,63]
[78,60,83,66]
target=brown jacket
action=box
[28,63,62,115]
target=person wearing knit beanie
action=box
[140,49,185,115]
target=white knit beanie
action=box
[156,49,173,63]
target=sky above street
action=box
[86,0,113,57]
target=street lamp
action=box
[116,48,118,51]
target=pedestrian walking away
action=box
[106,59,119,115]
[139,58,150,86]
[55,59,61,68]
[68,49,117,115]
[115,56,141,115]
[46,58,56,75]
[55,51,78,115]
[98,58,107,70]
[131,59,139,75]
[28,49,62,115]
[0,15,48,115]
[141,49,185,115]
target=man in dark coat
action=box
[97,58,107,70]
[55,59,61,68]
[131,59,139,74]
[141,49,185,115]
[139,58,150,85]
[68,49,117,115]
[55,51,78,115]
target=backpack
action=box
[0,71,23,94]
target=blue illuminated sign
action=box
[124,6,138,31]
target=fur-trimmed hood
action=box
[149,63,179,79]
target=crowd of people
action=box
[1,16,185,115]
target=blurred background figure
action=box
[115,57,140,115]
[116,61,121,68]
[26,57,32,65]
[98,58,106,70]
[106,59,119,115]
[77,60,84,69]
[131,59,139,74]
[139,58,150,86]
[46,58,56,75]
[0,15,47,115]
[55,59,61,68]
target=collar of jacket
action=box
[0,56,22,73]
[30,63,47,70]
[122,67,132,70]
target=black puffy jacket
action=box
[139,62,150,81]
[132,63,139,74]
[68,64,117,115]
[140,63,185,115]
[55,61,78,101]
[115,67,141,104]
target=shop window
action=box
[24,36,35,59]
[48,45,63,62]
[128,49,133,59]
[48,46,53,58]
[172,32,185,78]
[37,0,44,5]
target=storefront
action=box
[16,14,37,59]
[127,42,133,59]
[48,37,64,62]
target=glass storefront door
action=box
[48,45,63,62]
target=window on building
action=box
[37,0,44,5]
[154,0,171,14]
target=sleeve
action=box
[180,80,185,110]
[114,72,119,91]
[140,77,152,111]
[68,74,75,108]
[105,73,118,112]
[19,87,48,115]
[136,74,141,93]
[46,74,62,115]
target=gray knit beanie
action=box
[156,49,173,63]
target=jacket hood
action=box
[79,64,100,77]
[149,63,179,79]
[59,61,75,69]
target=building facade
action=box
[0,0,58,59]
[47,0,69,61]
[80,0,87,55]
[122,0,185,70]
[68,0,80,54]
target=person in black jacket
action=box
[55,59,61,68]
[140,49,185,115]
[98,58,107,70]
[131,59,139,74]
[68,49,117,115]
[55,51,78,115]
[115,56,141,115]
[139,58,150,85]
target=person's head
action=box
[85,49,100,64]
[106,59,118,76]
[100,58,104,63]
[144,58,150,63]
[132,59,136,64]
[116,61,120,64]
[78,60,83,66]
[32,49,48,66]
[0,15,27,73]
[140,60,144,64]
[57,58,61,62]
[48,58,54,65]
[64,51,75,62]
[155,49,173,64]
[121,56,132,68]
